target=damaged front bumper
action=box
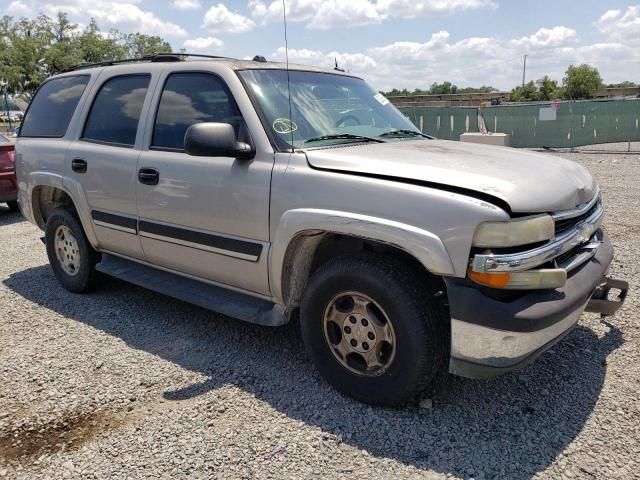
[446,230,628,379]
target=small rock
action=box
[420,398,433,409]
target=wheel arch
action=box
[29,173,99,249]
[269,209,455,309]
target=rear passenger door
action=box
[135,71,273,296]
[69,73,152,259]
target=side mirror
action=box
[184,122,255,160]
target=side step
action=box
[96,254,286,326]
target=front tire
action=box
[45,208,100,293]
[300,254,448,406]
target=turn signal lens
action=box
[468,268,567,290]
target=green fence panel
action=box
[400,99,640,148]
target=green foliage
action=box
[562,64,604,100]
[510,76,560,102]
[0,13,172,94]
[383,84,496,97]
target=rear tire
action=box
[300,253,448,406]
[6,201,19,212]
[45,208,100,293]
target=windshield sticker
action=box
[272,118,298,134]
[373,93,390,106]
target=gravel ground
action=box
[1,142,639,479]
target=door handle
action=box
[138,167,159,186]
[71,158,87,173]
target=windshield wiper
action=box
[304,134,386,144]
[378,129,431,139]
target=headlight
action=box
[472,214,554,248]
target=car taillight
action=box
[7,150,15,164]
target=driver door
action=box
[135,71,273,296]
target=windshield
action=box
[239,69,426,150]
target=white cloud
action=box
[511,26,578,48]
[171,0,201,10]
[272,25,638,91]
[376,0,497,17]
[183,36,224,51]
[250,0,496,29]
[9,1,188,37]
[595,5,640,41]
[272,47,377,72]
[5,1,30,15]
[202,3,255,34]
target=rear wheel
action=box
[300,253,448,406]
[45,208,100,293]
[6,201,19,212]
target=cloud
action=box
[595,5,640,42]
[271,25,637,91]
[5,1,30,15]
[10,1,187,37]
[183,36,224,51]
[202,3,255,34]
[511,26,578,48]
[250,0,496,29]
[272,47,377,72]
[171,0,201,10]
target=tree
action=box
[562,64,603,100]
[537,76,559,101]
[428,81,458,94]
[121,33,171,58]
[510,81,539,102]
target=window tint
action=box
[152,73,241,150]
[83,75,150,146]
[20,76,89,138]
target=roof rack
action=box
[63,52,235,72]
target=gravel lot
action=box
[1,143,639,479]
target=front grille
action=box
[554,199,600,236]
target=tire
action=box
[300,253,448,406]
[45,208,100,293]
[7,201,19,212]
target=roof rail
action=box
[63,52,235,72]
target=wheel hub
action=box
[342,313,377,353]
[54,225,81,277]
[323,291,396,377]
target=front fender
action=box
[269,208,455,304]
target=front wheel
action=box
[300,254,448,406]
[45,208,100,293]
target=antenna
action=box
[282,0,294,151]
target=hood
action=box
[304,139,596,213]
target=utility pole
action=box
[522,54,528,87]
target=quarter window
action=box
[152,73,242,150]
[83,75,150,146]
[20,76,89,138]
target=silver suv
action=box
[16,54,628,405]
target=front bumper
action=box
[447,230,628,378]
[0,171,18,202]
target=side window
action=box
[20,76,89,138]
[82,75,150,146]
[152,72,242,150]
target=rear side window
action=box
[83,75,150,146]
[20,76,89,138]
[152,72,242,150]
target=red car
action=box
[0,134,18,212]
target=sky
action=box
[2,0,640,91]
